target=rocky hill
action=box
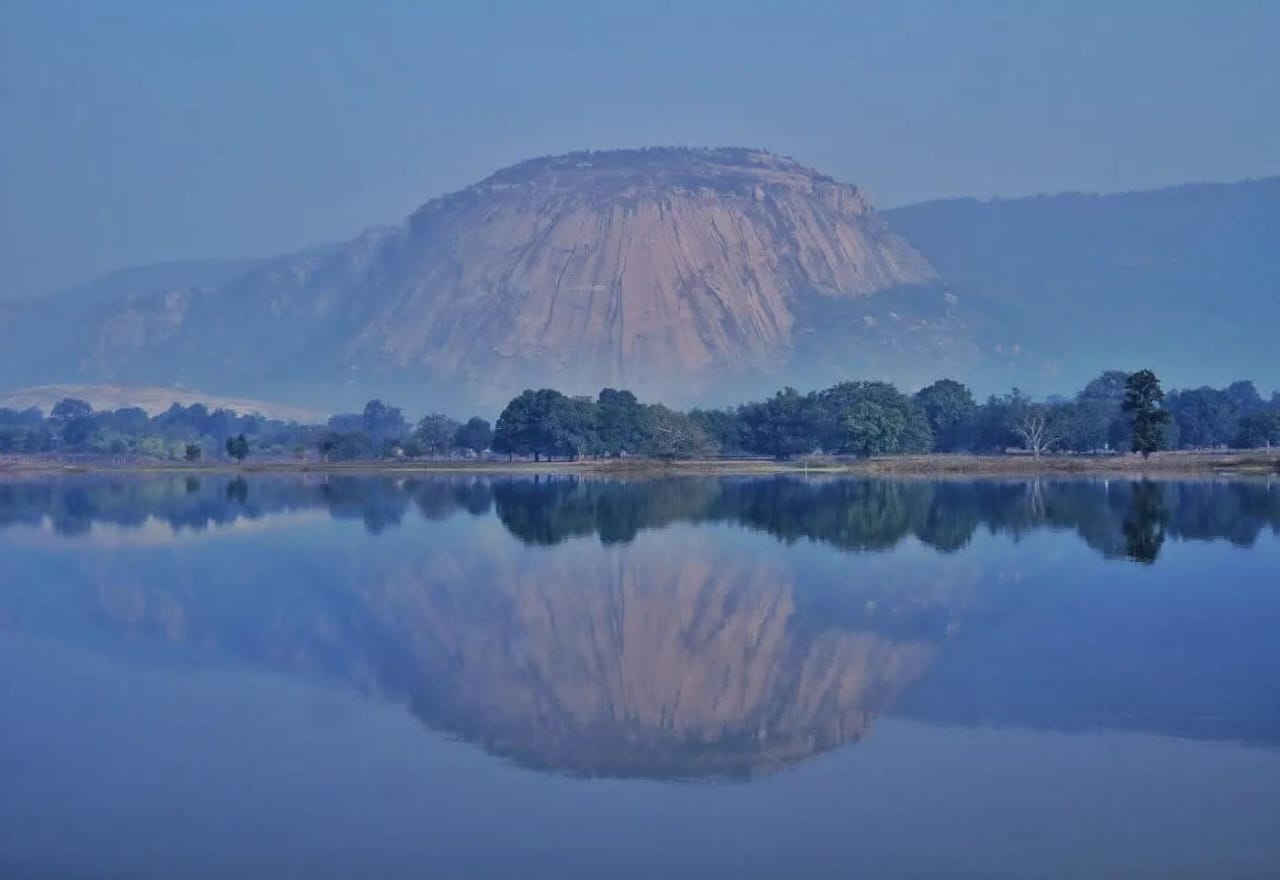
[6,151,1276,412]
[0,148,963,412]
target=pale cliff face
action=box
[2,148,948,409]
[351,148,937,397]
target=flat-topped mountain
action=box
[0,148,961,411]
[5,150,1277,412]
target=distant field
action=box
[0,383,325,423]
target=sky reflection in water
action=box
[2,474,1279,878]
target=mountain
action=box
[4,152,1277,414]
[885,177,1280,393]
[0,148,963,412]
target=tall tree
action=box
[225,433,250,462]
[50,398,92,421]
[913,379,975,452]
[1232,411,1280,449]
[1011,403,1061,457]
[1225,380,1265,416]
[454,417,493,455]
[687,408,741,454]
[361,399,408,445]
[493,389,597,461]
[1121,370,1170,458]
[843,400,909,457]
[1073,370,1131,451]
[739,388,818,459]
[643,406,716,459]
[415,414,461,457]
[597,388,645,456]
[493,390,541,460]
[1166,386,1236,448]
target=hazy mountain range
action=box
[2,147,1276,415]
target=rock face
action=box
[1,148,955,410]
[370,149,937,398]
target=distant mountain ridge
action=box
[885,176,1280,393]
[2,151,1277,413]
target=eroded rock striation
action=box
[3,148,956,409]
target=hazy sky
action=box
[2,0,1278,299]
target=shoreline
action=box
[2,451,1276,479]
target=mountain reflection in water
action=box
[1,474,1278,780]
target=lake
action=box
[2,474,1279,878]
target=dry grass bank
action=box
[3,450,1276,479]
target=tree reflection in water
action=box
[3,475,1276,562]
[2,474,1278,778]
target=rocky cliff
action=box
[1,148,962,410]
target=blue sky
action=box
[2,0,1277,298]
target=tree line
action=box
[2,369,1278,462]
[488,370,1279,461]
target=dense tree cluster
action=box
[318,400,496,462]
[481,372,1277,461]
[3,370,1277,463]
[491,388,713,461]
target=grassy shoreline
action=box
[2,450,1276,479]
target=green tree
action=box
[819,381,932,455]
[687,407,741,454]
[49,398,96,448]
[642,406,717,459]
[1233,411,1280,449]
[547,396,602,460]
[1121,370,1170,458]
[739,387,820,459]
[493,389,598,461]
[1078,371,1131,403]
[1166,386,1237,448]
[1225,380,1265,416]
[50,398,92,421]
[415,413,461,457]
[454,417,493,455]
[597,388,645,456]
[844,400,908,456]
[318,431,370,461]
[183,443,202,462]
[1071,370,1132,451]
[225,433,250,462]
[493,390,541,460]
[913,379,975,452]
[361,399,408,445]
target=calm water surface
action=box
[2,475,1279,878]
